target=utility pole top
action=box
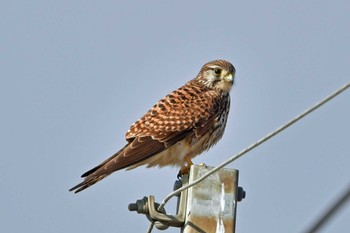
[128,164,245,232]
[182,164,241,233]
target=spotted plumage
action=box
[70,60,236,193]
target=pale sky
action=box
[1,1,350,233]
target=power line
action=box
[303,183,350,233]
[146,82,350,233]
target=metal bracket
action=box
[128,168,246,231]
[128,175,189,230]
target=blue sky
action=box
[1,1,349,232]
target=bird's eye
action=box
[214,68,221,75]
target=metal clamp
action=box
[128,176,188,230]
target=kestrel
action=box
[70,60,235,193]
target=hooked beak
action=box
[224,73,234,84]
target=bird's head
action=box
[196,60,236,93]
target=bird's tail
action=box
[69,173,111,193]
[69,145,128,193]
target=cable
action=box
[146,82,350,233]
[302,183,350,233]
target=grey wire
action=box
[147,82,350,233]
[302,183,350,233]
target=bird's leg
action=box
[177,155,193,179]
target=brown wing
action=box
[69,81,223,193]
[87,81,222,172]
[126,81,222,140]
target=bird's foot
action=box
[177,155,193,179]
[177,166,191,179]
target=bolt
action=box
[237,186,246,202]
[173,180,182,194]
[128,196,149,214]
[128,203,138,211]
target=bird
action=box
[69,60,236,193]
